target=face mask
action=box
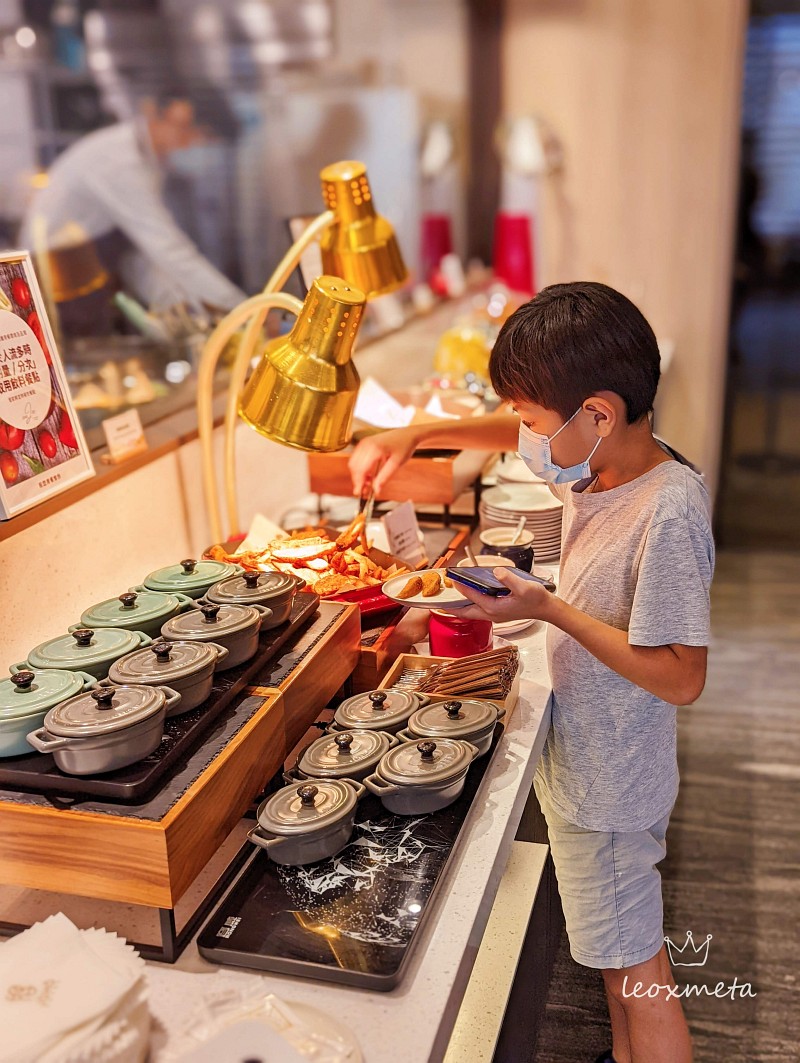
[517,407,602,484]
[167,143,221,178]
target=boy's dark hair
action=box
[489,281,660,423]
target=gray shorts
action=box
[536,780,670,970]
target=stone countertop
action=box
[147,619,553,1063]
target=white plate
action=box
[481,484,563,513]
[493,616,541,636]
[495,455,543,484]
[382,568,470,610]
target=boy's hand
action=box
[349,427,419,497]
[440,568,557,623]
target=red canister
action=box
[429,611,493,658]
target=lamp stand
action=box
[198,210,335,545]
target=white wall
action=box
[1,421,310,668]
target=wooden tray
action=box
[379,652,521,719]
[0,593,321,801]
[0,602,361,909]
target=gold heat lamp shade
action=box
[319,161,408,297]
[239,275,366,452]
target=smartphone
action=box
[446,566,556,597]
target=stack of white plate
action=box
[479,482,563,562]
[495,455,543,485]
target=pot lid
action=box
[298,730,392,778]
[27,628,142,670]
[257,779,357,836]
[208,569,296,603]
[378,738,473,786]
[44,684,165,737]
[334,688,418,731]
[161,601,259,640]
[0,669,85,720]
[407,698,498,740]
[143,558,238,594]
[81,589,180,629]
[108,640,216,684]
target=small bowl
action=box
[478,529,535,572]
[456,553,515,570]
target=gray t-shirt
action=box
[537,457,715,831]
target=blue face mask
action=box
[168,143,221,178]
[518,407,602,484]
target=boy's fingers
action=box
[493,568,531,593]
[373,453,401,494]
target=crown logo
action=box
[664,930,712,967]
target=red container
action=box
[421,213,454,281]
[429,611,493,658]
[492,212,535,294]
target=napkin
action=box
[0,914,147,1063]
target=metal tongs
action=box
[358,483,376,526]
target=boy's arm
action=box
[447,572,708,705]
[545,594,707,704]
[349,413,519,496]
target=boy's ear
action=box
[583,395,618,436]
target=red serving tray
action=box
[204,532,407,618]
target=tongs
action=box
[358,484,376,526]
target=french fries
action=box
[207,513,409,597]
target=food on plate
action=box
[421,571,445,597]
[395,571,454,600]
[207,512,409,597]
[396,575,424,600]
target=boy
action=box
[349,282,714,1063]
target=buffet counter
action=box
[143,621,553,1063]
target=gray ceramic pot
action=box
[287,729,400,784]
[26,683,179,775]
[397,698,505,758]
[207,570,298,629]
[364,738,479,815]
[160,600,267,670]
[331,688,429,736]
[247,778,365,866]
[106,639,228,715]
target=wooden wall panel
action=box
[501,0,748,495]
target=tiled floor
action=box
[532,550,800,1063]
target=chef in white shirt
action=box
[20,81,247,336]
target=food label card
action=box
[0,251,93,518]
[383,501,428,568]
[101,409,147,464]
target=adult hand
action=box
[348,427,419,497]
[439,568,558,624]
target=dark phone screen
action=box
[446,567,511,596]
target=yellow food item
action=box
[421,571,444,597]
[396,575,424,600]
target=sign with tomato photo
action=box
[0,251,93,519]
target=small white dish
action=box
[382,569,471,610]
